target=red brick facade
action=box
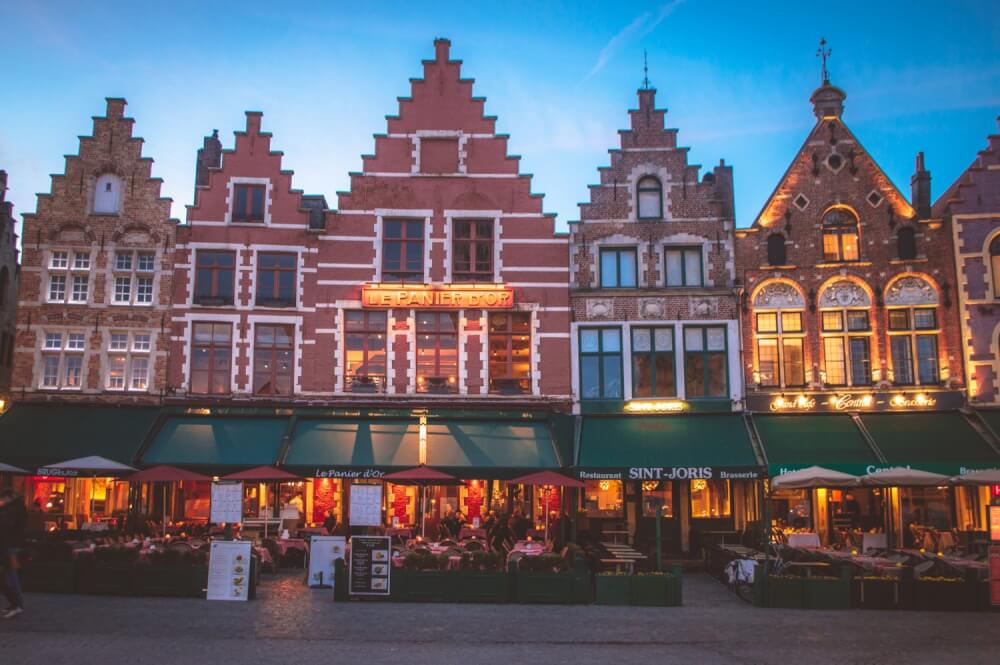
[13,99,176,403]
[0,171,19,395]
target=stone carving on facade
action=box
[884,276,938,306]
[689,296,720,318]
[637,298,666,319]
[586,298,615,320]
[753,282,805,309]
[818,280,870,308]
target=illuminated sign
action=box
[362,284,514,309]
[769,395,817,411]
[754,390,956,413]
[623,399,688,414]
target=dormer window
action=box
[821,207,860,262]
[233,184,266,223]
[637,176,662,220]
[897,227,917,260]
[93,174,122,214]
[767,233,787,266]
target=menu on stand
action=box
[210,481,244,524]
[308,536,347,589]
[349,484,383,527]
[207,541,252,601]
[349,536,391,596]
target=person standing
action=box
[0,489,27,618]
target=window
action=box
[93,174,121,214]
[253,324,294,395]
[232,184,265,223]
[256,253,296,307]
[453,220,494,281]
[50,251,68,269]
[690,479,731,518]
[888,307,939,385]
[345,311,387,392]
[897,227,917,260]
[382,219,424,283]
[767,233,787,266]
[48,275,66,302]
[821,309,871,386]
[583,479,623,518]
[991,236,1000,298]
[106,331,152,391]
[755,311,805,387]
[599,248,637,288]
[40,331,86,389]
[112,251,156,305]
[579,328,622,400]
[637,176,662,219]
[664,247,703,287]
[194,251,236,305]
[71,276,89,303]
[190,322,232,395]
[632,327,675,397]
[821,208,860,262]
[684,326,727,398]
[47,250,90,304]
[415,312,458,393]
[641,482,674,518]
[488,313,531,394]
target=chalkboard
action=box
[349,535,391,596]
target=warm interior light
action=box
[624,400,687,413]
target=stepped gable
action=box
[933,116,1000,218]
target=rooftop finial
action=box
[816,37,832,85]
[642,49,650,90]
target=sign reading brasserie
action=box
[745,390,964,413]
[361,284,514,309]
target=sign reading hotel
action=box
[746,390,964,413]
[362,284,514,309]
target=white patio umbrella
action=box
[859,467,950,487]
[0,462,29,474]
[770,466,860,490]
[949,469,1000,485]
[48,456,136,525]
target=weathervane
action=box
[642,50,650,90]
[816,38,832,85]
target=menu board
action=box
[349,484,383,527]
[308,536,346,589]
[210,481,244,524]
[349,535,391,596]
[207,541,252,601]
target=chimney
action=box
[105,97,127,119]
[194,129,223,194]
[0,170,7,206]
[434,38,451,62]
[911,151,932,219]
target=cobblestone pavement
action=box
[0,572,996,665]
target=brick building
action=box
[0,170,19,398]
[935,117,1000,406]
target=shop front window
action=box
[684,326,728,398]
[345,310,387,392]
[632,327,675,397]
[416,312,458,393]
[583,479,623,518]
[690,479,731,518]
[488,313,531,394]
[901,487,952,546]
[770,489,812,530]
[579,328,622,400]
[641,481,674,518]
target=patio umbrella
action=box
[510,471,584,542]
[383,466,458,537]
[859,467,950,487]
[221,467,301,539]
[48,456,137,525]
[0,462,29,474]
[949,469,1000,485]
[770,466,860,490]
[128,466,211,539]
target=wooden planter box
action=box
[595,575,630,605]
[453,571,509,603]
[905,580,974,611]
[631,574,682,607]
[802,577,851,610]
[391,570,509,603]
[132,565,208,598]
[766,576,803,609]
[20,560,77,594]
[77,562,134,596]
[515,572,592,604]
[853,578,898,610]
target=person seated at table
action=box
[489,517,514,552]
[322,509,338,535]
[510,509,529,541]
[441,507,459,539]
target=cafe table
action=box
[784,561,832,577]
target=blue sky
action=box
[1,1,998,236]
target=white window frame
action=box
[104,330,153,392]
[110,249,157,306]
[38,330,87,390]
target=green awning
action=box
[578,415,761,479]
[974,409,1000,441]
[286,419,420,471]
[0,404,160,471]
[141,416,288,470]
[424,421,559,472]
[754,415,880,476]
[860,413,1000,475]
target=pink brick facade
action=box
[935,117,1000,404]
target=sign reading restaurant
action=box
[362,284,514,309]
[745,390,965,413]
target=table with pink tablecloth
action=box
[273,538,309,557]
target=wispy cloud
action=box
[584,1,686,81]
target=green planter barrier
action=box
[595,575,630,605]
[905,579,974,611]
[132,565,208,598]
[802,575,852,610]
[20,560,77,594]
[453,572,509,603]
[77,562,134,596]
[853,577,899,610]
[515,571,592,604]
[391,570,509,603]
[766,576,804,609]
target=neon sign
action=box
[362,284,514,309]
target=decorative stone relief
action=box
[753,282,805,309]
[885,276,938,306]
[689,296,720,318]
[637,298,666,319]
[818,280,870,308]
[585,298,615,320]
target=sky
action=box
[1,1,998,239]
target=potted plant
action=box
[514,552,592,604]
[906,576,969,611]
[77,546,137,595]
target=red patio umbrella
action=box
[383,466,458,537]
[127,466,211,538]
[510,471,584,542]
[221,467,302,538]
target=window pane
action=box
[758,339,779,387]
[913,309,936,330]
[665,250,683,286]
[891,336,914,385]
[823,232,841,261]
[653,328,673,351]
[42,356,60,386]
[684,250,702,286]
[822,311,843,332]
[580,356,600,399]
[580,330,599,353]
[706,353,727,396]
[618,251,637,288]
[601,355,622,398]
[782,338,805,386]
[841,232,859,261]
[849,337,871,386]
[847,311,869,331]
[130,357,149,390]
[633,354,652,397]
[600,251,618,288]
[823,337,847,385]
[638,189,661,219]
[115,253,133,271]
[642,483,673,518]
[690,480,731,518]
[888,310,910,331]
[136,278,153,303]
[44,333,62,349]
[108,355,126,389]
[781,312,802,333]
[706,328,726,351]
[601,329,620,353]
[916,335,939,384]
[654,354,676,396]
[684,353,705,396]
[756,313,777,333]
[137,252,155,271]
[684,328,703,351]
[632,328,651,352]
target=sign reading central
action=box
[362,284,514,309]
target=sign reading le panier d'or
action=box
[362,284,514,309]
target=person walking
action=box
[0,489,27,618]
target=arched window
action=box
[885,276,940,386]
[93,174,122,214]
[897,227,917,260]
[818,280,872,386]
[753,282,806,388]
[990,236,1000,298]
[637,176,662,220]
[821,207,859,262]
[767,233,787,266]
[0,267,8,307]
